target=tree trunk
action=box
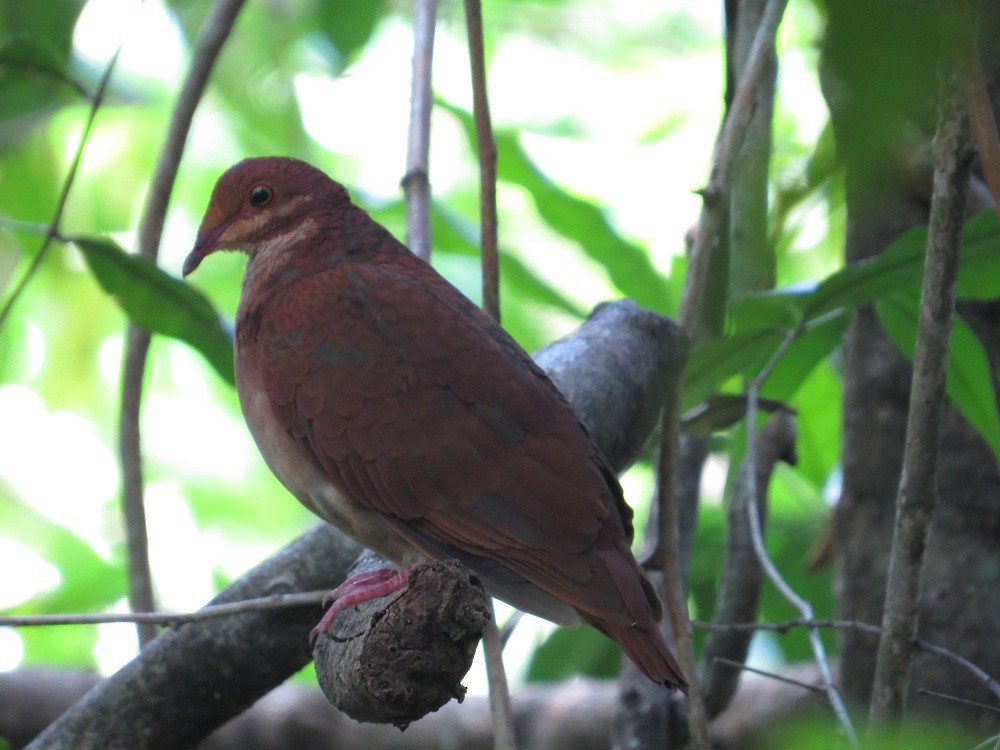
[820,0,1000,719]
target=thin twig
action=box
[463,0,500,322]
[0,219,65,237]
[691,617,1000,706]
[498,610,523,650]
[918,689,1000,714]
[0,47,120,329]
[483,601,517,750]
[462,2,511,746]
[744,326,858,746]
[972,733,1000,750]
[0,591,327,628]
[119,0,248,648]
[658,379,710,747]
[403,0,437,261]
[869,36,973,725]
[711,657,825,695]
[10,599,997,711]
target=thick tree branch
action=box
[2,665,827,750]
[26,300,685,749]
[119,0,248,646]
[869,36,975,726]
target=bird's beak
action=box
[182,222,228,278]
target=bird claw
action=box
[310,566,413,645]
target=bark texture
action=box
[314,559,490,726]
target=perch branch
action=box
[868,36,974,726]
[119,0,248,647]
[402,0,437,261]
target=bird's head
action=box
[183,157,350,277]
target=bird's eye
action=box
[249,185,273,207]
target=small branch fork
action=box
[693,617,1000,708]
[678,0,790,341]
[743,327,858,745]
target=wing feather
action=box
[257,253,647,624]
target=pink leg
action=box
[310,566,414,643]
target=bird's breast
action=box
[234,339,416,565]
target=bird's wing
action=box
[257,252,654,626]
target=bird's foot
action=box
[310,566,413,644]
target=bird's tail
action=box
[586,539,688,691]
[594,617,688,692]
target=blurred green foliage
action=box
[0,3,995,743]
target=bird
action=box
[183,156,687,691]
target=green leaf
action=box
[744,210,1000,329]
[877,290,1000,465]
[0,36,87,96]
[803,209,1000,320]
[313,0,388,67]
[730,284,811,332]
[440,100,671,312]
[72,236,235,385]
[683,328,785,410]
[526,626,622,682]
[804,225,926,320]
[681,393,793,436]
[954,210,1000,298]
